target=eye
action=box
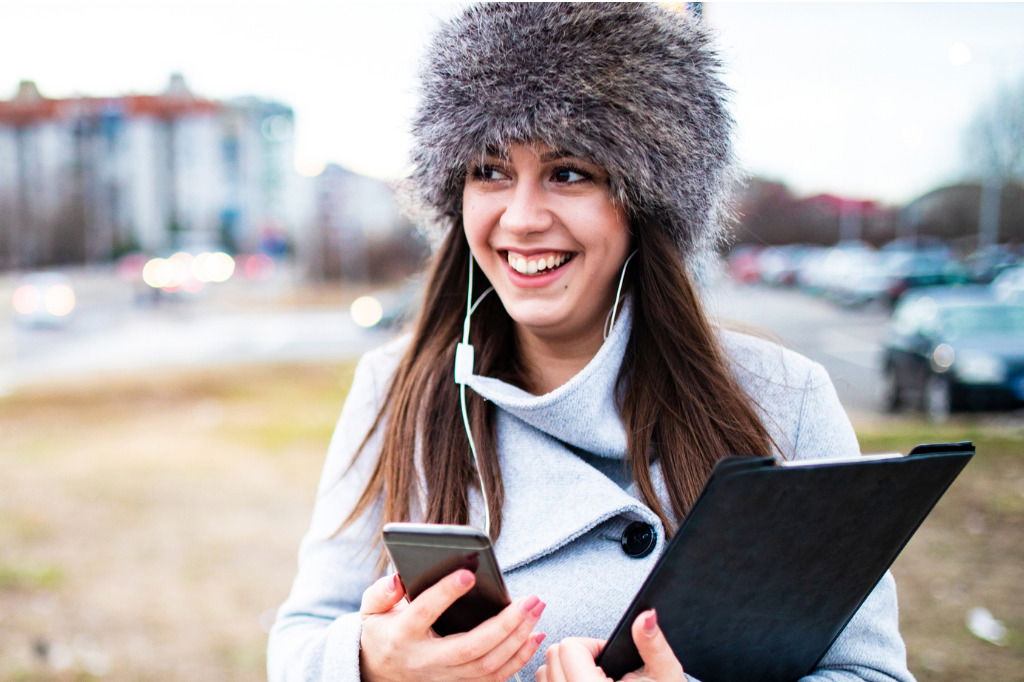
[470,164,509,182]
[551,166,592,184]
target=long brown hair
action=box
[342,213,774,544]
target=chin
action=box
[507,310,563,332]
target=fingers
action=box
[400,568,477,635]
[454,593,552,675]
[545,641,567,682]
[630,609,684,680]
[537,639,607,682]
[548,638,610,682]
[359,573,405,616]
[559,637,606,661]
[490,631,547,681]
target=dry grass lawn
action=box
[0,363,1020,681]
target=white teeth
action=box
[507,252,572,275]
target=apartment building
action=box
[0,75,299,269]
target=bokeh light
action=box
[44,284,76,317]
[350,296,384,328]
[12,284,41,315]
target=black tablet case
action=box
[596,442,974,681]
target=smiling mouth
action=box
[504,251,575,276]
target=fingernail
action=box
[521,595,540,614]
[457,569,475,587]
[643,609,658,635]
[386,574,399,594]
[530,600,547,619]
[534,632,547,646]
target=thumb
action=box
[360,573,405,616]
[630,610,684,680]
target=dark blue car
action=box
[880,286,1024,421]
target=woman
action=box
[268,5,914,681]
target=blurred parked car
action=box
[809,242,876,301]
[758,245,814,286]
[825,249,889,307]
[880,286,1024,421]
[726,245,763,283]
[794,246,832,293]
[965,244,1021,283]
[883,251,970,304]
[11,272,77,328]
[992,265,1024,303]
[878,238,969,298]
[880,236,951,258]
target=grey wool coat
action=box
[268,302,915,682]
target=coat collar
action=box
[484,414,667,572]
[464,299,631,459]
[461,300,668,571]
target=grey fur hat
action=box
[408,2,736,267]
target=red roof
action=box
[0,85,222,125]
[804,193,882,214]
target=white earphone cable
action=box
[604,249,638,339]
[457,251,493,536]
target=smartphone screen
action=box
[382,522,511,636]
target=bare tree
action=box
[964,76,1024,249]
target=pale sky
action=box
[2,1,1023,205]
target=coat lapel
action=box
[462,300,667,571]
[488,414,660,572]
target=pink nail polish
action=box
[643,609,658,635]
[457,570,475,587]
[530,600,547,619]
[521,595,541,614]
[387,573,399,593]
[534,632,547,646]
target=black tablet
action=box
[595,443,973,681]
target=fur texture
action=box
[408,2,736,267]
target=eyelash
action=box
[469,164,594,184]
[469,164,506,182]
[551,165,593,184]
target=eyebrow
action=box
[479,147,580,163]
[540,149,577,162]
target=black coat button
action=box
[621,521,657,558]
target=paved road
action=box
[0,268,389,393]
[2,269,890,416]
[705,279,889,416]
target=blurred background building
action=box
[0,73,425,283]
[309,163,422,282]
[0,74,300,269]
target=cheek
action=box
[461,195,495,248]
[595,213,631,259]
[461,214,485,254]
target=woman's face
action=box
[462,142,631,345]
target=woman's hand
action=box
[359,569,547,681]
[535,610,684,682]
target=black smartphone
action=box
[382,522,511,636]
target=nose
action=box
[498,178,553,235]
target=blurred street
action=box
[2,264,893,417]
[707,278,889,417]
[0,265,390,393]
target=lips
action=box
[504,250,575,276]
